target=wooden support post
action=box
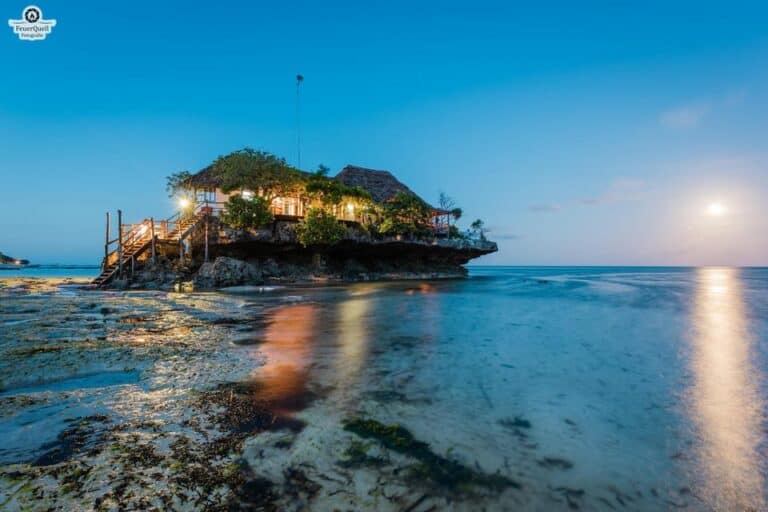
[104,211,110,271]
[204,216,209,263]
[131,255,135,277]
[150,218,157,264]
[117,209,123,278]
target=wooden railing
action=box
[100,201,227,273]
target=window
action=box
[196,189,216,203]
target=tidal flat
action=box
[1,268,767,511]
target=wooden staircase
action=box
[166,213,203,242]
[92,209,208,288]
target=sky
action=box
[1,1,767,265]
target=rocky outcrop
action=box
[194,257,263,288]
[115,221,497,290]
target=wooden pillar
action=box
[204,216,209,263]
[150,218,157,264]
[104,211,110,271]
[117,209,123,278]
[131,255,135,276]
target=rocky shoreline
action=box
[0,277,521,511]
[111,236,498,291]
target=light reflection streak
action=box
[333,288,373,404]
[254,304,317,414]
[689,267,765,510]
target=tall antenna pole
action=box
[296,74,304,169]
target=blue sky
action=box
[1,1,767,265]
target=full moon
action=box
[707,202,727,217]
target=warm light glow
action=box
[178,197,191,209]
[346,203,354,213]
[254,304,318,414]
[707,202,727,217]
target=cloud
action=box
[659,102,711,129]
[528,203,560,213]
[582,178,645,206]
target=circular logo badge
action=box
[23,6,41,23]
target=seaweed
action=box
[538,456,574,470]
[196,382,308,436]
[343,418,519,491]
[498,416,531,429]
[32,417,108,467]
[7,344,64,356]
[337,439,387,468]
[554,486,585,510]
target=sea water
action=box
[1,266,766,510]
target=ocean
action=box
[1,266,766,510]
[0,265,100,279]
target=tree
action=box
[379,192,432,237]
[166,171,193,198]
[220,195,274,230]
[215,148,305,200]
[438,192,456,211]
[470,219,487,241]
[295,207,347,247]
[438,192,463,236]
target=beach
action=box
[1,267,767,510]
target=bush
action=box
[448,225,465,239]
[379,192,432,238]
[215,148,305,199]
[295,208,347,247]
[470,219,487,240]
[221,195,274,230]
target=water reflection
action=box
[334,287,373,401]
[252,289,375,414]
[689,267,765,510]
[253,304,318,414]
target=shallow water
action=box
[236,267,768,510]
[1,267,767,510]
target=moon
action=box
[707,202,727,217]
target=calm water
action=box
[239,266,768,510]
[0,265,99,279]
[2,266,767,510]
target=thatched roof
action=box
[182,164,312,190]
[183,161,444,212]
[334,165,429,206]
[183,165,223,189]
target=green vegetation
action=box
[343,418,518,491]
[438,192,464,238]
[338,439,387,468]
[294,208,347,247]
[379,191,432,237]
[165,171,193,198]
[220,194,274,230]
[168,148,490,246]
[470,219,488,240]
[215,148,305,199]
[305,171,372,207]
